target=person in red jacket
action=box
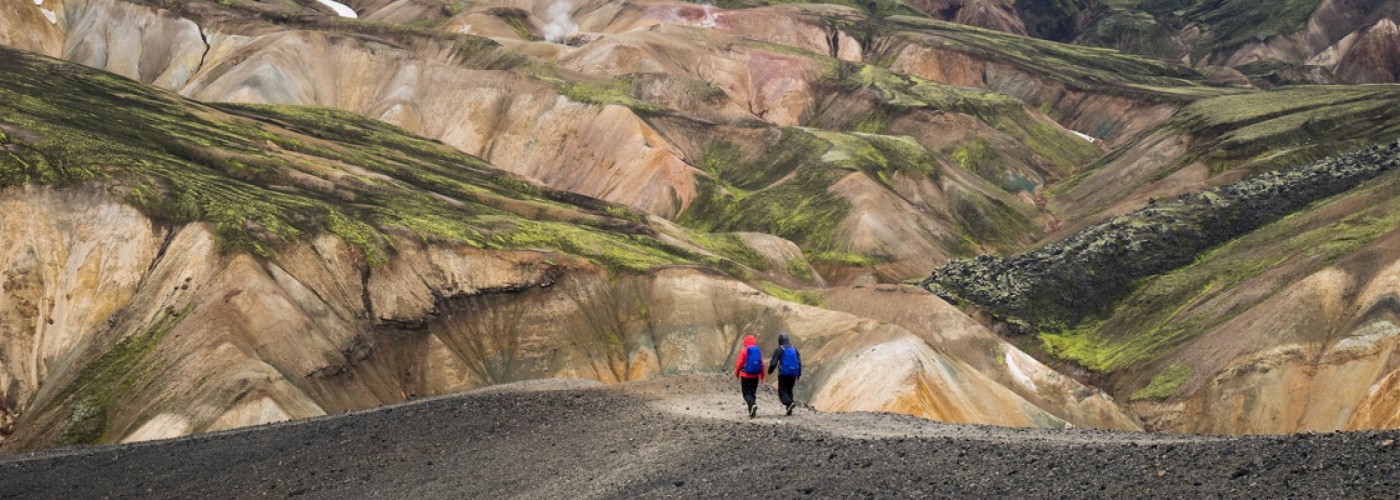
[733,334,765,418]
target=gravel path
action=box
[2,375,1399,498]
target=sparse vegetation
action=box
[55,306,189,446]
[882,15,1204,98]
[557,79,669,115]
[690,0,925,18]
[1042,167,1400,373]
[564,277,658,383]
[1099,0,1322,61]
[439,293,530,385]
[0,47,705,274]
[926,141,1400,338]
[1130,364,1191,401]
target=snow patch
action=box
[312,0,357,18]
[542,1,579,43]
[40,7,57,24]
[457,24,472,35]
[33,0,43,5]
[1071,130,1097,143]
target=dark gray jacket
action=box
[767,333,801,377]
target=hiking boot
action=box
[786,403,795,416]
[748,405,756,418]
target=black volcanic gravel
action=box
[2,378,1399,498]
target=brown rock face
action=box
[7,0,1400,446]
[0,0,63,56]
[1136,250,1400,435]
[907,0,1028,35]
[820,285,1140,430]
[0,188,1132,452]
[1331,18,1400,83]
[887,42,1178,145]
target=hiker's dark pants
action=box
[777,375,798,406]
[740,377,759,406]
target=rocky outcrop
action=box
[924,138,1400,434]
[925,141,1400,328]
[0,188,1132,452]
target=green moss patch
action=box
[1130,363,1190,401]
[694,0,925,19]
[758,281,825,307]
[1172,86,1400,171]
[926,141,1400,340]
[883,15,1204,99]
[0,47,720,275]
[839,64,1100,183]
[55,306,189,446]
[1046,169,1400,373]
[556,78,668,115]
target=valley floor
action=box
[2,375,1398,498]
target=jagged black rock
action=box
[923,140,1400,331]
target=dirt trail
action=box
[2,375,1398,498]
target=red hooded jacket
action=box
[733,335,765,381]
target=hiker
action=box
[733,334,765,418]
[767,332,802,415]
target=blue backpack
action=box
[742,345,763,374]
[779,346,801,376]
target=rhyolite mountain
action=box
[1,0,1399,453]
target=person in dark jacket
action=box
[733,334,765,417]
[767,332,802,415]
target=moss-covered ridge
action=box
[923,140,1400,330]
[676,122,1038,270]
[1171,86,1400,169]
[686,0,926,18]
[1093,0,1323,62]
[0,46,750,274]
[880,15,1213,100]
[1046,165,1400,375]
[835,64,1101,177]
[1049,85,1400,217]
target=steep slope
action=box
[1052,85,1400,224]
[0,0,1121,282]
[697,0,1400,86]
[866,15,1221,146]
[1075,0,1400,85]
[0,48,1135,452]
[819,285,1138,429]
[925,141,1400,433]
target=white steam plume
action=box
[542,1,579,43]
[699,2,719,29]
